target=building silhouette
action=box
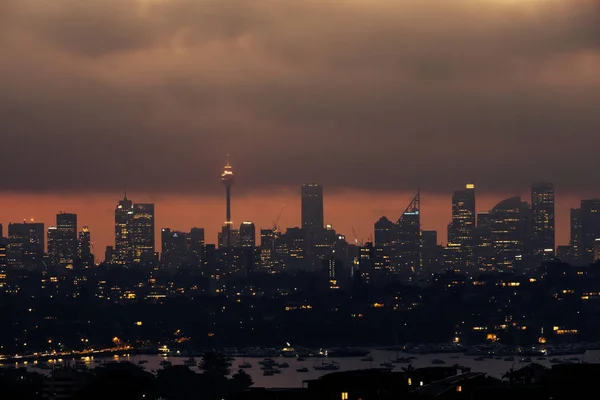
[531,182,555,261]
[239,222,256,248]
[301,184,324,231]
[580,199,600,264]
[114,195,133,264]
[78,226,93,267]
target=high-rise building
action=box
[531,182,555,261]
[301,184,324,230]
[7,221,45,267]
[114,195,133,264]
[54,212,78,266]
[239,222,256,248]
[393,192,421,273]
[474,212,494,270]
[421,230,441,272]
[187,227,205,264]
[78,226,93,267]
[580,199,600,264]
[47,226,58,262]
[374,216,395,248]
[221,157,235,247]
[489,196,530,270]
[0,237,7,269]
[447,183,476,266]
[570,208,582,263]
[130,203,155,263]
[161,228,187,267]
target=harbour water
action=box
[18,349,600,388]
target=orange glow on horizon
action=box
[0,190,579,260]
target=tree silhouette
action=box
[229,369,254,393]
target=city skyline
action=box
[0,187,589,258]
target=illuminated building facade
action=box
[54,212,78,266]
[301,184,324,231]
[447,183,476,267]
[130,203,155,263]
[7,221,45,268]
[114,195,133,264]
[531,182,555,261]
[489,196,530,270]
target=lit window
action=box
[341,392,349,400]
[456,385,462,392]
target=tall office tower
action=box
[0,237,7,268]
[187,227,205,264]
[301,184,324,230]
[115,195,134,264]
[47,226,58,263]
[161,228,188,267]
[130,203,155,263]
[393,191,421,273]
[7,221,45,267]
[221,157,235,247]
[421,230,441,272]
[570,208,582,263]
[78,226,93,267]
[374,216,395,247]
[0,223,3,238]
[489,196,530,271]
[580,199,600,264]
[474,212,494,270]
[260,228,276,270]
[447,183,476,266]
[239,222,256,248]
[54,212,78,266]
[531,182,555,261]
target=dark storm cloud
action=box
[1,0,600,195]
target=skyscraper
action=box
[580,199,600,264]
[78,226,93,267]
[393,191,421,273]
[130,203,155,263]
[7,221,45,268]
[301,184,324,230]
[531,182,555,260]
[239,222,256,248]
[187,227,205,264]
[115,194,133,264]
[221,157,235,247]
[54,212,78,266]
[447,183,476,266]
[161,228,187,267]
[489,196,530,270]
[570,208,581,263]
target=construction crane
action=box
[351,227,361,246]
[273,204,286,233]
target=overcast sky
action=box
[2,0,600,196]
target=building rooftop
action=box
[412,372,486,397]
